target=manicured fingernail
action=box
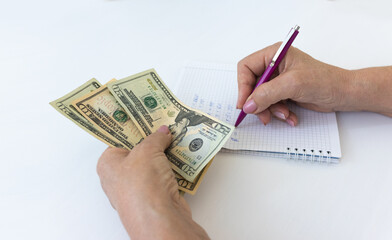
[157,125,170,134]
[286,119,295,127]
[243,99,257,113]
[274,111,286,120]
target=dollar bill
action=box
[50,79,124,148]
[71,79,143,150]
[107,69,234,182]
[71,80,211,193]
[176,160,213,195]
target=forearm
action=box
[117,198,210,240]
[345,66,392,116]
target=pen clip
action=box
[270,25,300,67]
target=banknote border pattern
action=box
[56,81,123,148]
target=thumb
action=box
[142,125,173,152]
[243,72,299,114]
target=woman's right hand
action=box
[237,42,356,126]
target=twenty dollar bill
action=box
[71,80,143,150]
[50,79,124,148]
[107,69,234,182]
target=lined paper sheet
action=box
[175,62,341,160]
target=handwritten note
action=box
[175,62,341,160]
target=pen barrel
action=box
[253,66,276,91]
[253,29,298,91]
[235,27,299,127]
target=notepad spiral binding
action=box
[285,147,332,163]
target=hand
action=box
[97,125,209,240]
[237,42,353,126]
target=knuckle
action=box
[135,140,152,154]
[96,148,122,176]
[139,144,149,153]
[237,72,247,85]
[237,59,245,69]
[271,41,283,50]
[237,61,247,78]
[96,158,108,177]
[274,41,283,47]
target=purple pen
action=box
[234,25,300,127]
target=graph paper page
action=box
[175,62,341,158]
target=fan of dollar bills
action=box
[50,69,234,195]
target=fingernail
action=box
[274,111,286,120]
[286,119,295,127]
[243,99,257,113]
[157,125,170,134]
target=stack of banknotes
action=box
[50,69,234,195]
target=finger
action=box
[98,147,129,165]
[269,102,290,120]
[141,125,173,152]
[256,109,271,125]
[268,103,298,126]
[237,42,282,109]
[243,72,300,114]
[96,147,130,182]
[102,146,130,156]
[285,111,298,127]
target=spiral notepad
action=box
[175,62,342,163]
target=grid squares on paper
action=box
[175,62,341,159]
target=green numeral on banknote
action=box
[107,69,234,182]
[50,79,124,148]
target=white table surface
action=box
[1,0,392,239]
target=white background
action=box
[1,0,392,239]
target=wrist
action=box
[337,68,376,112]
[116,192,209,240]
[324,67,357,112]
[338,69,364,112]
[344,67,392,115]
[116,193,174,239]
